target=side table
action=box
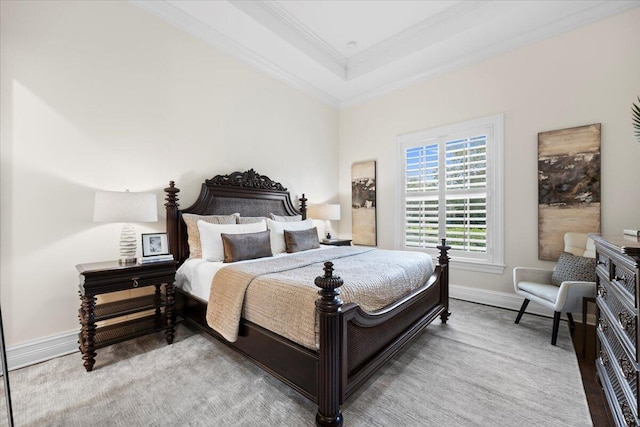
[77,260,177,371]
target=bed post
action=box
[315,262,343,427]
[299,193,308,220]
[437,238,451,323]
[164,181,180,261]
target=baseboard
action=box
[1,284,597,372]
[450,283,597,325]
[1,330,79,374]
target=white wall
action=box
[339,9,640,295]
[0,1,338,346]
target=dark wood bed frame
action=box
[165,169,450,427]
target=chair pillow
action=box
[551,252,596,286]
[221,231,272,263]
[284,227,320,253]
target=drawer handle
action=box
[598,318,608,332]
[621,402,637,427]
[597,286,607,298]
[600,350,609,366]
[618,312,634,331]
[620,356,635,381]
[132,277,140,288]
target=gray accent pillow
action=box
[551,252,596,286]
[284,227,320,253]
[221,230,272,263]
[238,216,268,225]
[270,213,302,222]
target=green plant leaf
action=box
[633,97,640,141]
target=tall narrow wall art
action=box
[351,160,377,246]
[538,123,601,260]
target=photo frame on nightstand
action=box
[141,233,169,257]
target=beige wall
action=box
[0,1,338,346]
[2,1,639,348]
[339,9,640,294]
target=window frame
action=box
[395,114,505,274]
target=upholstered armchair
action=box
[513,232,597,345]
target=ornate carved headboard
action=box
[165,169,307,265]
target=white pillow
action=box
[267,218,313,254]
[198,220,268,261]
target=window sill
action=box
[436,257,506,275]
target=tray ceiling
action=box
[133,0,639,108]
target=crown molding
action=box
[347,1,489,80]
[132,0,639,110]
[130,0,340,108]
[231,0,348,79]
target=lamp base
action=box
[119,223,137,265]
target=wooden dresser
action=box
[592,234,640,427]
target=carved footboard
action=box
[315,240,450,426]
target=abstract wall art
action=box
[351,160,377,246]
[538,123,601,260]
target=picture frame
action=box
[141,233,169,257]
[351,160,377,246]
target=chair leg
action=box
[567,313,575,332]
[551,311,561,345]
[515,299,530,324]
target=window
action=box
[396,114,504,274]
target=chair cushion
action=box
[517,281,560,303]
[551,252,596,286]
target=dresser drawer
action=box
[598,243,638,303]
[598,286,638,358]
[598,313,639,402]
[597,355,639,427]
[613,262,639,303]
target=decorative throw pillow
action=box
[551,252,597,286]
[221,231,272,263]
[284,227,320,253]
[238,216,268,225]
[183,213,239,259]
[266,218,314,254]
[198,220,267,262]
[269,213,302,222]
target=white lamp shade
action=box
[310,204,341,221]
[93,191,158,223]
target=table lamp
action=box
[93,190,158,265]
[311,204,341,241]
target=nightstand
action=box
[76,260,177,372]
[321,239,352,246]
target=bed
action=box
[165,169,451,427]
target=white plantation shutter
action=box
[397,115,504,272]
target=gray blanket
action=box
[206,247,434,349]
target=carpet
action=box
[0,299,591,426]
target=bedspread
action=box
[206,247,434,350]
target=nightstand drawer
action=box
[78,261,176,295]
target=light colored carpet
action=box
[1,299,591,426]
